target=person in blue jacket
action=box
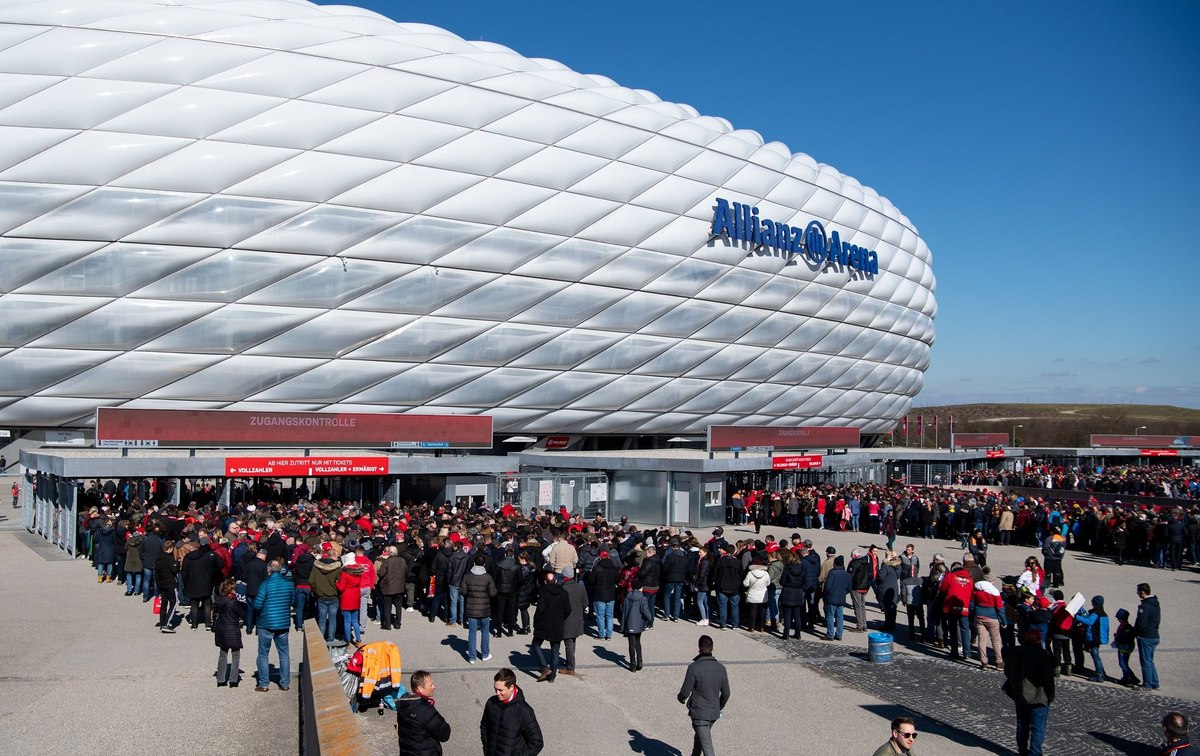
[821,556,852,641]
[1073,595,1109,682]
[253,559,295,692]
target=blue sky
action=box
[329,1,1200,409]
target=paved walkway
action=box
[4,509,1195,756]
[348,521,1198,755]
[0,519,296,756]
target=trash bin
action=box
[868,631,893,664]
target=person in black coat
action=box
[396,670,451,756]
[139,526,164,601]
[93,521,117,582]
[481,668,543,756]
[492,549,520,637]
[531,570,572,682]
[777,554,806,639]
[587,551,620,640]
[212,578,246,687]
[712,548,744,630]
[182,537,220,630]
[514,553,538,634]
[241,547,269,634]
[155,539,180,633]
[638,545,662,627]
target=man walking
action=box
[677,634,731,756]
[531,569,572,682]
[1135,582,1161,690]
[1003,630,1056,756]
[396,670,451,756]
[253,559,294,692]
[376,544,408,631]
[560,566,588,675]
[481,667,543,756]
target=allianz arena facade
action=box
[0,0,936,439]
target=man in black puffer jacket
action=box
[493,549,520,637]
[481,667,543,756]
[396,670,451,756]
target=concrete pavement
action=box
[0,516,297,756]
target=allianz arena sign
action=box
[711,197,881,275]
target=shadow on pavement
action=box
[591,643,627,668]
[1087,731,1156,755]
[627,728,683,755]
[439,632,468,659]
[860,704,1015,755]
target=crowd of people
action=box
[953,462,1199,500]
[74,477,1186,754]
[726,481,1200,571]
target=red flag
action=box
[917,414,924,446]
[902,416,909,444]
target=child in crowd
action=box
[1073,595,1109,682]
[1111,607,1139,687]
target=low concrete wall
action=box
[301,620,367,756]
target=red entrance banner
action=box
[985,449,1006,459]
[1090,434,1198,448]
[708,426,859,452]
[1141,449,1179,457]
[952,432,1009,448]
[225,456,388,477]
[96,408,493,448]
[771,454,824,470]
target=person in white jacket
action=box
[743,558,771,632]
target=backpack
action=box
[1050,540,1066,559]
[1051,605,1073,634]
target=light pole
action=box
[1011,424,1023,447]
[1134,425,1147,435]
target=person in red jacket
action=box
[971,579,1006,670]
[355,546,376,636]
[337,554,367,643]
[939,562,973,661]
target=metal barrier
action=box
[300,619,367,756]
[23,471,77,556]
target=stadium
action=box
[0,0,936,446]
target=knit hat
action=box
[561,565,575,579]
[1091,595,1104,607]
[825,546,836,555]
[599,550,609,559]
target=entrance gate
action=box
[498,472,609,520]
